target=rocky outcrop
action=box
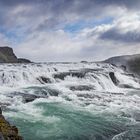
[36,76,52,84]
[17,58,31,63]
[0,108,23,140]
[0,47,18,63]
[53,71,86,80]
[109,72,119,86]
[104,54,140,77]
[69,85,95,91]
[0,46,31,63]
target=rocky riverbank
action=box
[0,108,23,140]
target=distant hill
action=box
[104,54,140,76]
[0,46,31,63]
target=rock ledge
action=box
[0,108,23,140]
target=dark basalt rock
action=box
[22,94,41,103]
[0,47,17,63]
[25,87,60,97]
[119,84,135,89]
[17,58,31,63]
[0,107,23,140]
[54,68,105,81]
[80,61,88,63]
[69,85,95,91]
[104,54,140,77]
[9,87,60,103]
[109,72,119,85]
[37,76,52,84]
[53,71,86,80]
[109,72,137,89]
[8,92,43,103]
[0,46,31,63]
[77,93,101,99]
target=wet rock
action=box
[10,87,60,103]
[119,84,134,89]
[37,76,52,84]
[77,93,101,99]
[109,72,119,85]
[53,71,86,80]
[108,92,124,95]
[26,87,60,97]
[22,94,41,103]
[17,58,31,63]
[80,61,88,63]
[69,85,95,91]
[81,68,103,72]
[53,68,58,72]
[44,88,59,96]
[8,92,41,103]
[0,107,23,140]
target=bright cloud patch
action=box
[0,0,140,61]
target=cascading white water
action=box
[0,62,139,89]
[0,62,140,140]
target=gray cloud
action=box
[100,29,140,43]
[0,0,140,61]
[0,0,140,30]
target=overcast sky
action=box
[0,0,140,62]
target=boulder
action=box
[53,71,86,80]
[109,72,119,85]
[0,107,23,140]
[36,76,52,84]
[69,85,95,91]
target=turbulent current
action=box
[0,62,140,140]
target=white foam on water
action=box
[4,100,61,124]
[0,62,140,124]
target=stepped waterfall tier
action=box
[0,62,140,140]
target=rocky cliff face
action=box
[104,54,140,76]
[0,47,18,63]
[0,108,23,140]
[0,46,31,63]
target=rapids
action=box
[0,62,140,140]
